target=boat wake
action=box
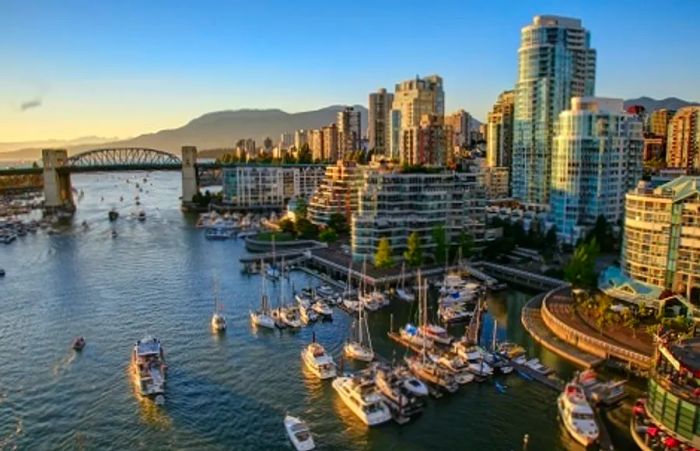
[0,416,23,450]
[52,351,77,377]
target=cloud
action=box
[19,98,42,111]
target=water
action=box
[0,172,636,450]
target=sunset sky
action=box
[2,0,699,142]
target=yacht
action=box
[130,336,167,405]
[344,300,374,362]
[393,366,429,397]
[375,367,424,419]
[284,415,315,451]
[332,376,392,426]
[557,382,599,447]
[301,338,337,379]
[250,269,276,329]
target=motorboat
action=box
[332,376,392,426]
[205,226,231,240]
[557,382,599,447]
[299,302,318,324]
[211,312,226,333]
[438,303,473,323]
[436,354,476,384]
[375,367,424,418]
[359,290,384,311]
[284,415,315,451]
[108,209,119,221]
[405,354,459,393]
[394,366,429,397]
[577,370,627,406]
[265,264,281,280]
[282,306,303,329]
[419,324,453,345]
[342,298,361,313]
[524,358,553,376]
[497,342,526,361]
[301,338,337,379]
[130,336,167,405]
[311,301,333,318]
[72,336,86,351]
[111,230,118,239]
[395,287,415,302]
[316,284,335,297]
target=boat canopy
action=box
[136,337,161,356]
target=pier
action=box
[474,261,567,291]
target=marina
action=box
[0,171,640,450]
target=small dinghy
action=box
[72,336,86,351]
[284,415,315,451]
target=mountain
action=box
[624,97,700,112]
[104,105,369,154]
[0,105,369,160]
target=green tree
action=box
[294,217,318,239]
[564,238,600,288]
[294,197,308,219]
[328,213,349,235]
[319,227,338,243]
[374,237,394,268]
[432,225,448,265]
[586,215,615,253]
[457,231,474,259]
[403,231,423,267]
[278,218,295,234]
[282,151,296,164]
[297,143,313,164]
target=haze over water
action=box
[0,172,636,450]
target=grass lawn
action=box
[253,231,295,242]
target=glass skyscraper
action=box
[512,15,597,205]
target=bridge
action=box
[0,146,214,211]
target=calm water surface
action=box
[0,172,637,450]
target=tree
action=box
[457,231,474,259]
[294,197,308,219]
[294,217,318,239]
[403,232,423,267]
[282,151,296,164]
[278,218,295,234]
[328,213,349,235]
[431,225,448,265]
[586,215,615,253]
[564,238,600,288]
[263,136,273,150]
[319,227,338,243]
[375,237,394,268]
[297,143,313,164]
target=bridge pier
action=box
[181,146,198,203]
[42,149,74,212]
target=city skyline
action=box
[2,1,700,142]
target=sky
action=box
[2,0,699,142]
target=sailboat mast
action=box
[492,319,498,351]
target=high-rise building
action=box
[391,75,445,165]
[512,15,597,205]
[666,107,700,172]
[294,130,308,150]
[222,165,326,208]
[415,114,446,166]
[279,133,294,150]
[368,88,394,156]
[337,107,361,159]
[444,110,470,148]
[486,90,515,168]
[650,108,676,138]
[643,134,665,162]
[621,177,700,302]
[549,97,643,244]
[322,123,339,162]
[309,129,324,161]
[388,109,402,161]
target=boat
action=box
[419,324,453,345]
[394,366,429,397]
[250,265,276,329]
[0,268,5,277]
[298,301,318,324]
[111,230,118,238]
[396,263,415,302]
[72,336,86,351]
[211,280,227,333]
[284,415,315,451]
[205,226,231,240]
[108,209,119,221]
[494,381,507,394]
[316,284,335,297]
[436,354,476,384]
[332,376,392,426]
[130,336,167,405]
[301,334,337,379]
[374,366,424,419]
[524,358,553,376]
[279,268,301,328]
[342,298,360,313]
[557,381,599,447]
[265,235,280,280]
[311,300,333,318]
[577,370,627,406]
[344,300,374,362]
[359,290,386,311]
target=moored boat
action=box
[332,376,392,426]
[251,264,276,329]
[301,336,337,380]
[344,299,374,362]
[557,381,599,447]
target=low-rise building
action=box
[351,169,486,261]
[222,165,326,208]
[621,177,700,303]
[308,161,365,225]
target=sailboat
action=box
[211,279,227,333]
[341,260,360,312]
[343,299,374,362]
[279,266,302,328]
[395,262,415,302]
[250,261,276,329]
[358,257,385,311]
[265,235,280,280]
[404,271,459,393]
